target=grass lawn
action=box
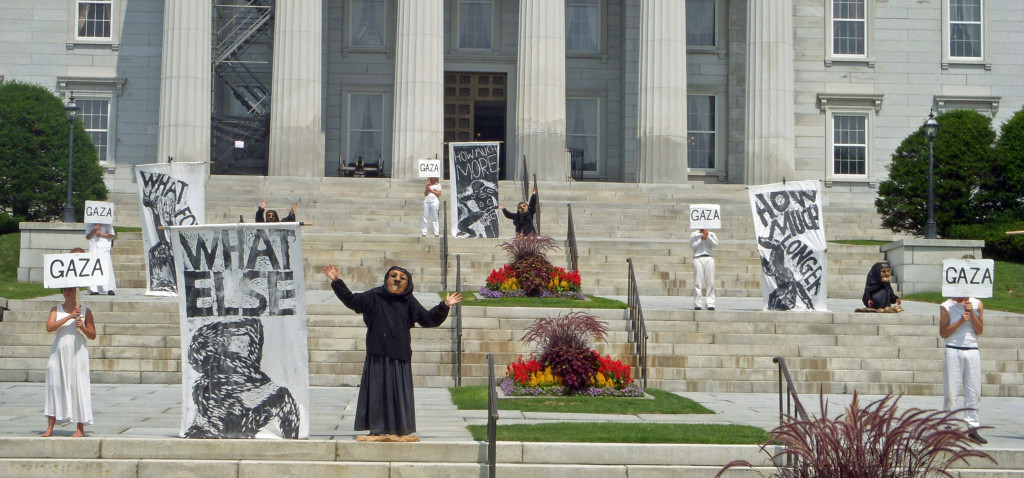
[450,386,713,414]
[0,233,53,300]
[903,260,1024,314]
[466,422,768,444]
[441,293,628,309]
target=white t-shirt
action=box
[86,223,115,253]
[424,184,441,205]
[942,297,980,348]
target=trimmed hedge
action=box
[946,221,1024,263]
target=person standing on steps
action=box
[499,187,538,236]
[940,292,987,445]
[85,222,116,296]
[422,177,441,237]
[689,228,718,310]
[257,200,298,223]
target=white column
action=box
[269,0,323,177]
[636,0,688,184]
[515,0,568,181]
[391,0,444,179]
[744,0,795,185]
[157,0,211,164]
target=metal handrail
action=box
[486,353,498,478]
[566,204,579,271]
[773,357,809,426]
[455,254,463,387]
[532,173,540,235]
[626,258,649,389]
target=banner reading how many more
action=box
[449,142,501,238]
[169,223,309,439]
[748,181,829,311]
[135,162,207,296]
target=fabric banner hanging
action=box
[169,223,308,439]
[135,162,206,296]
[748,181,828,311]
[449,142,501,238]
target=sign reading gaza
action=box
[689,204,721,230]
[941,258,994,298]
[418,159,442,178]
[43,252,114,289]
[84,200,115,225]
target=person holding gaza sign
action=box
[84,200,116,296]
[42,248,97,437]
[689,204,720,310]
[323,263,461,442]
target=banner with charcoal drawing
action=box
[748,181,828,311]
[169,223,308,439]
[136,162,206,296]
[449,142,500,238]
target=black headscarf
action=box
[862,261,899,308]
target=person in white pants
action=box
[85,223,116,295]
[939,295,986,444]
[689,228,718,310]
[422,177,441,237]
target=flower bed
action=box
[500,352,644,397]
[481,235,585,299]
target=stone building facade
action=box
[2,1,1021,202]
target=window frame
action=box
[817,93,883,184]
[685,0,725,53]
[565,0,604,56]
[824,0,874,67]
[565,96,602,178]
[686,93,720,172]
[57,76,125,167]
[343,90,392,175]
[343,0,394,55]
[941,0,991,70]
[67,0,120,50]
[451,0,499,53]
[934,95,1001,118]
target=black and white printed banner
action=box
[942,259,994,298]
[135,162,206,296]
[170,223,308,439]
[449,142,500,238]
[748,181,828,311]
[42,252,113,289]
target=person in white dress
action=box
[42,286,97,437]
[85,222,116,295]
[422,177,441,237]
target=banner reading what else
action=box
[169,223,309,440]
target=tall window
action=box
[348,94,384,166]
[458,0,493,50]
[686,0,715,47]
[566,98,599,174]
[350,0,386,49]
[949,0,982,58]
[77,98,110,163]
[832,114,867,176]
[566,0,599,53]
[687,95,715,169]
[832,0,866,56]
[76,0,112,39]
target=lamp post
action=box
[62,93,79,223]
[923,110,940,239]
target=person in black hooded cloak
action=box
[499,187,538,236]
[860,261,901,311]
[324,263,461,441]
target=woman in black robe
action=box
[324,264,461,441]
[861,261,900,309]
[499,188,538,236]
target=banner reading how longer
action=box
[748,181,828,311]
[170,223,309,439]
[449,142,500,238]
[135,162,206,296]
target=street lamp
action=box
[922,110,940,239]
[62,93,79,223]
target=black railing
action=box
[455,254,463,387]
[626,258,649,389]
[441,200,449,290]
[520,155,530,201]
[532,173,540,235]
[773,357,809,426]
[486,353,498,478]
[566,204,579,271]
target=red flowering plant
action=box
[594,352,633,389]
[480,236,584,299]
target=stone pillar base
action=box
[17,222,91,283]
[881,238,985,295]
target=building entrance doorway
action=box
[443,72,508,179]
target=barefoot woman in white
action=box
[42,284,97,437]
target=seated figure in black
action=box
[256,200,298,223]
[859,261,902,312]
[499,187,538,236]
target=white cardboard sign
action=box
[689,204,721,230]
[942,259,994,298]
[84,200,115,225]
[43,252,114,289]
[418,159,442,178]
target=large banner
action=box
[449,142,500,238]
[169,223,308,439]
[749,181,828,311]
[136,162,206,296]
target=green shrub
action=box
[946,221,1024,263]
[0,81,108,222]
[994,107,1024,219]
[876,109,998,237]
[0,213,23,234]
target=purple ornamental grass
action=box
[521,311,608,355]
[500,234,559,263]
[716,391,996,478]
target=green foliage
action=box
[946,221,1024,263]
[717,392,994,478]
[0,233,54,300]
[450,386,713,414]
[467,422,766,444]
[0,81,108,221]
[876,109,997,237]
[994,107,1024,219]
[0,213,22,234]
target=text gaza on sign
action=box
[690,209,720,221]
[944,266,993,285]
[84,205,112,217]
[49,256,104,279]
